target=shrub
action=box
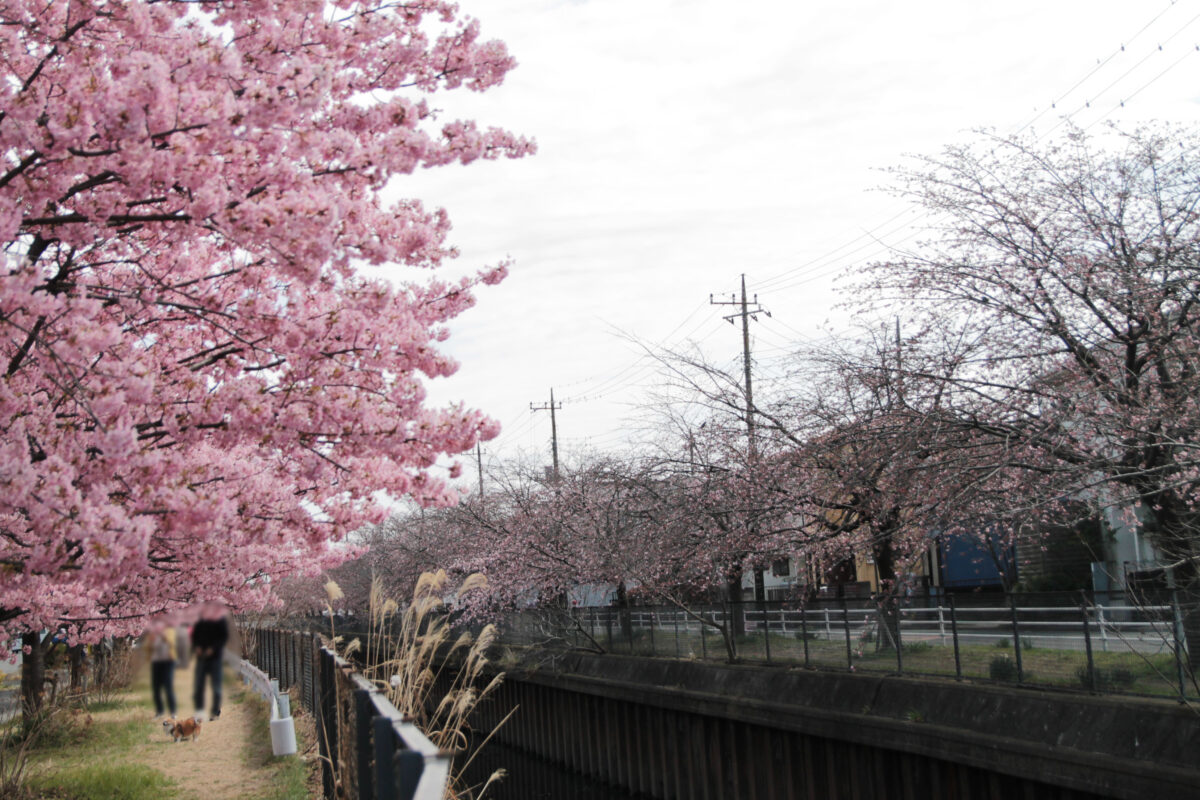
[1075,666,1137,691]
[1,700,91,799]
[1110,667,1136,688]
[989,655,1018,681]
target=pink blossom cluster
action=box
[0,0,534,645]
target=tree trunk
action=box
[68,644,87,694]
[873,535,900,653]
[20,631,46,719]
[725,571,746,639]
[615,581,631,646]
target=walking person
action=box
[191,605,229,721]
[147,623,180,720]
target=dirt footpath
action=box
[114,661,314,800]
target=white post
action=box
[270,714,297,756]
[1098,605,1108,653]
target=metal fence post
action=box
[300,633,309,712]
[727,601,737,661]
[673,609,680,658]
[285,630,293,691]
[800,604,810,669]
[841,596,853,671]
[318,650,336,799]
[1097,604,1109,653]
[374,716,398,800]
[355,689,375,799]
[1081,602,1097,693]
[937,595,946,646]
[395,750,425,800]
[1009,594,1024,683]
[949,593,962,681]
[700,610,708,660]
[1171,588,1189,704]
[648,608,656,656]
[894,601,904,675]
[761,598,771,664]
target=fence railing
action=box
[496,592,1197,702]
[245,627,451,800]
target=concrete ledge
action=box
[503,652,1200,800]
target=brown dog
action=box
[162,716,202,742]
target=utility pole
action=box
[710,274,770,457]
[530,388,562,480]
[476,443,485,500]
[894,315,903,407]
[710,275,771,606]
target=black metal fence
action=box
[245,627,450,800]
[495,591,1198,701]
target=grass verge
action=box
[18,682,179,800]
[11,666,318,800]
[233,684,316,800]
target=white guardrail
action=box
[237,658,297,756]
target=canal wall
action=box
[469,652,1200,800]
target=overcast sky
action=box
[395,0,1200,486]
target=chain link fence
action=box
[494,591,1197,701]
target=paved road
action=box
[0,655,17,723]
[0,688,16,724]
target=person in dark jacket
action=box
[190,606,229,720]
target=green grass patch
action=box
[26,761,174,800]
[234,687,313,800]
[849,640,1188,696]
[648,628,1194,698]
[82,698,136,715]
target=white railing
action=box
[579,601,1180,656]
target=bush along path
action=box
[25,660,317,800]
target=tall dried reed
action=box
[328,572,509,799]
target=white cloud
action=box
[395,0,1200,474]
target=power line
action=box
[751,3,1195,298]
[1013,0,1185,136]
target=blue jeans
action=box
[193,654,223,717]
[151,660,176,716]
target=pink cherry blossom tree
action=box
[442,450,786,659]
[647,329,1050,651]
[0,0,533,706]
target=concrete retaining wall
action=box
[471,652,1199,799]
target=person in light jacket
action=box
[146,624,181,719]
